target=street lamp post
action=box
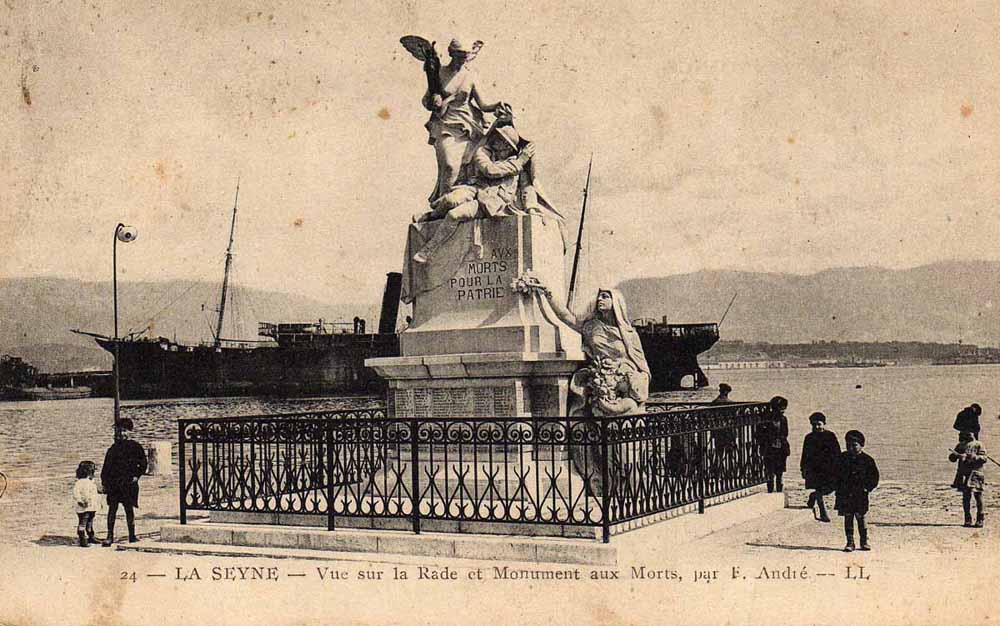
[113,223,138,441]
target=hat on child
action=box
[808,412,826,424]
[970,403,982,416]
[769,396,788,411]
[719,383,732,394]
[845,430,865,446]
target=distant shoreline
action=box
[703,339,1000,371]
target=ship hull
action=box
[96,335,400,399]
[2,386,93,401]
[93,323,715,399]
[637,323,720,392]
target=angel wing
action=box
[400,35,435,62]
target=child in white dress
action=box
[72,461,100,547]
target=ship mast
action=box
[566,154,593,309]
[213,178,240,347]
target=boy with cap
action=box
[835,430,879,552]
[800,412,840,523]
[949,430,987,527]
[100,418,148,545]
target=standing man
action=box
[711,383,733,404]
[710,383,737,476]
[953,404,982,439]
[757,396,790,493]
[100,418,147,545]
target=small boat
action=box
[1,355,93,401]
[17,386,93,401]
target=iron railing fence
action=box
[179,403,774,542]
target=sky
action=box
[2,0,998,307]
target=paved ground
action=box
[2,474,996,626]
[0,472,198,545]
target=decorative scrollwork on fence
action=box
[178,403,775,539]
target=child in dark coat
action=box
[100,418,148,545]
[757,396,790,493]
[835,430,879,552]
[800,412,840,523]
[953,404,982,439]
[950,430,987,527]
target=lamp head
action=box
[116,225,138,243]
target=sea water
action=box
[0,365,997,485]
[0,395,378,484]
[707,364,1000,483]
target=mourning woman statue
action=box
[536,285,650,416]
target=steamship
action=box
[74,180,717,399]
[73,186,402,399]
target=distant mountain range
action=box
[0,277,375,372]
[3,261,998,372]
[618,261,1000,345]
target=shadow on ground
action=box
[870,521,966,528]
[745,542,844,552]
[33,532,160,547]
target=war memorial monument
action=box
[161,37,777,561]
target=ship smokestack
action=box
[378,272,403,335]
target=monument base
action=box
[365,213,592,537]
[374,352,581,418]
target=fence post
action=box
[327,420,335,532]
[600,418,611,543]
[410,418,421,535]
[178,421,186,525]
[697,428,706,514]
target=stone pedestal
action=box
[400,213,579,357]
[365,215,591,535]
[374,213,584,416]
[145,441,173,476]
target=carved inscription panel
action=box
[394,384,519,418]
[448,246,515,303]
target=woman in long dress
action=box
[539,286,650,416]
[422,39,507,203]
[535,286,650,498]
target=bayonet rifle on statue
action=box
[567,155,594,310]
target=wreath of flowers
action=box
[586,356,627,404]
[510,270,545,296]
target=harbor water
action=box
[1,364,998,491]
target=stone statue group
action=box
[400,36,563,264]
[401,37,650,417]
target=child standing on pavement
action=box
[835,430,879,552]
[758,396,790,493]
[800,412,840,523]
[950,430,987,527]
[72,460,100,547]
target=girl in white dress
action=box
[72,460,100,547]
